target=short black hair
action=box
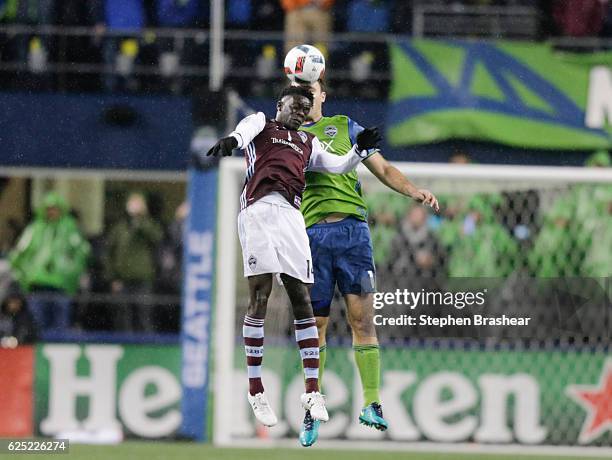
[278,85,314,105]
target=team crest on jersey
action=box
[324,125,338,137]
[298,131,308,143]
[248,255,257,270]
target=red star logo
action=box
[566,359,612,444]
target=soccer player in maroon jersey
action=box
[198,85,381,428]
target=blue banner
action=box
[179,168,217,440]
[0,93,192,170]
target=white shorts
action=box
[237,193,313,283]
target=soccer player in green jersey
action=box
[297,79,439,447]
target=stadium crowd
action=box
[371,150,611,280]
[0,1,610,343]
[1,0,611,96]
[1,1,609,35]
[0,150,609,343]
[0,189,186,342]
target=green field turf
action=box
[5,442,606,460]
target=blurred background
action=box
[0,0,610,457]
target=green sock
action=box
[353,344,380,407]
[318,345,327,390]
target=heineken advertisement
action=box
[35,344,181,439]
[23,342,612,445]
[387,40,612,149]
[232,346,612,446]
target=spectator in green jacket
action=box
[364,192,409,266]
[9,192,90,332]
[447,195,519,278]
[529,151,610,278]
[528,197,589,277]
[583,190,612,277]
[569,150,612,224]
[581,152,612,277]
[105,192,162,332]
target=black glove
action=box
[356,127,381,152]
[206,136,239,157]
[191,136,238,170]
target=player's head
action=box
[276,85,313,130]
[292,78,326,122]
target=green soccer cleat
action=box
[299,410,320,447]
[359,402,388,431]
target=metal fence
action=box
[412,3,540,39]
[1,24,611,95]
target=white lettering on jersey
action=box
[271,137,303,154]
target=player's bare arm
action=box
[363,152,440,212]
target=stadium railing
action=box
[412,3,540,39]
[1,25,611,95]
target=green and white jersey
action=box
[300,115,369,228]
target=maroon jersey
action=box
[239,119,317,210]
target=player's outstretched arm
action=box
[363,153,440,212]
[308,127,381,174]
[228,112,266,149]
[191,112,266,169]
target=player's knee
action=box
[316,316,328,337]
[248,290,269,317]
[292,296,313,320]
[247,302,267,318]
[349,314,376,339]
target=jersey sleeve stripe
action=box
[240,188,247,209]
[246,142,256,180]
[241,143,256,210]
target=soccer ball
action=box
[284,44,325,84]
